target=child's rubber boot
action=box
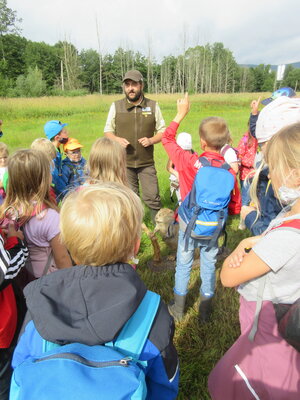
[168,293,186,322]
[198,296,213,323]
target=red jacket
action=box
[237,131,258,181]
[162,121,241,214]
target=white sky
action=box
[9,0,300,65]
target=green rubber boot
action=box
[168,293,186,322]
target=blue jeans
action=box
[240,179,250,206]
[174,229,219,298]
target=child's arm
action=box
[50,234,72,269]
[166,159,179,179]
[162,93,193,171]
[220,236,269,288]
[249,96,261,138]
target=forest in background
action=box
[1,0,300,98]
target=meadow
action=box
[1,93,261,399]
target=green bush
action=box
[14,66,47,97]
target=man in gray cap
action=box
[104,70,165,219]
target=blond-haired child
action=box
[11,183,179,399]
[86,137,127,185]
[0,149,71,277]
[209,122,300,400]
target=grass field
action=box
[1,93,260,399]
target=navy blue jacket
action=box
[245,166,283,235]
[12,264,179,400]
[61,157,86,192]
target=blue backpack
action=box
[178,157,235,250]
[10,291,160,400]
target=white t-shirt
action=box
[238,212,300,304]
[221,145,238,164]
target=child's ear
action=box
[292,169,300,186]
[134,238,141,256]
[200,138,207,150]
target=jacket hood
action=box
[24,264,147,346]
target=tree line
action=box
[1,0,299,97]
[1,33,299,98]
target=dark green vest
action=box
[115,97,156,168]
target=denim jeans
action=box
[240,179,251,206]
[174,228,219,298]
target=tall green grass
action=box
[1,93,259,399]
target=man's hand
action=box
[250,96,261,115]
[138,137,152,147]
[173,92,190,124]
[116,137,130,148]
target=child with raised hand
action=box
[242,96,300,235]
[162,93,237,323]
[62,138,86,193]
[11,183,179,400]
[209,122,300,400]
[86,137,128,185]
[0,149,72,278]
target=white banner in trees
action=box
[276,64,286,81]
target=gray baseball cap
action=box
[122,70,143,83]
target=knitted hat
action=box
[255,97,300,143]
[176,132,192,150]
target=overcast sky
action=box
[9,0,300,65]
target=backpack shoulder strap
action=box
[199,156,231,171]
[270,218,300,232]
[199,157,211,167]
[109,290,160,359]
[220,144,231,157]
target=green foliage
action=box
[79,49,100,93]
[24,41,60,87]
[0,0,22,36]
[14,66,47,97]
[0,34,27,79]
[283,66,300,89]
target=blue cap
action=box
[261,87,296,106]
[44,120,67,140]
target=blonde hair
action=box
[1,149,57,220]
[248,160,265,215]
[0,142,8,158]
[87,137,127,185]
[199,117,230,150]
[60,183,143,266]
[31,138,56,162]
[265,122,300,194]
